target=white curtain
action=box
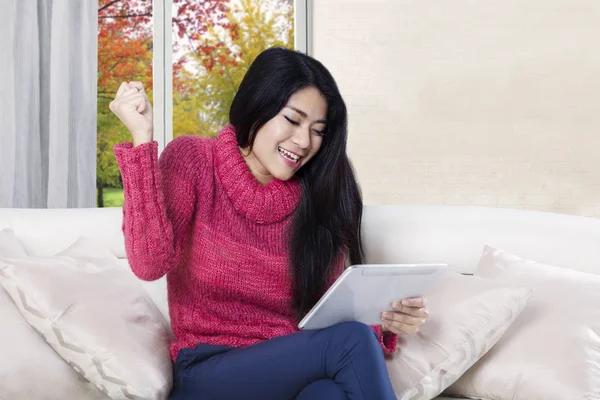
[0,0,97,208]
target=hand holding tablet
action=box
[298,264,448,331]
[381,296,430,335]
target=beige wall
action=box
[312,0,600,217]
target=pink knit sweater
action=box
[114,126,397,361]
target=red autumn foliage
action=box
[98,0,233,98]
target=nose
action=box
[291,127,311,150]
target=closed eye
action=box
[285,116,326,136]
[284,116,300,126]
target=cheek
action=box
[254,122,279,154]
[259,118,292,148]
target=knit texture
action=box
[114,126,398,361]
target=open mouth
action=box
[278,146,301,163]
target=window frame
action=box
[152,0,312,154]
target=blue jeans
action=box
[168,321,396,400]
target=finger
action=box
[128,81,144,92]
[112,93,146,115]
[122,93,146,113]
[383,320,420,336]
[140,98,153,116]
[392,302,429,318]
[116,82,129,97]
[382,312,425,327]
[400,297,428,309]
[122,87,141,97]
[137,96,146,113]
[119,89,145,104]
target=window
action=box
[97,0,309,208]
[97,0,153,208]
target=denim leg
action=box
[295,379,347,400]
[168,321,395,400]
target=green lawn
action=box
[99,187,124,208]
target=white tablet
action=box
[298,264,448,330]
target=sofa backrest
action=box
[2,205,600,273]
[0,207,126,257]
[2,205,599,321]
[361,205,600,274]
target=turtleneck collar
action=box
[214,125,301,224]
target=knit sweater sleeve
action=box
[113,136,201,281]
[327,255,398,355]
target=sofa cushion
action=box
[115,258,171,325]
[0,228,27,257]
[444,246,600,399]
[0,234,173,400]
[0,229,107,400]
[385,269,532,400]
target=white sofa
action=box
[1,204,599,400]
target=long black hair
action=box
[229,47,364,320]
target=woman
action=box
[109,47,429,400]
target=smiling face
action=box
[241,86,328,184]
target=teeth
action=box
[278,147,300,162]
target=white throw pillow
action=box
[386,269,532,400]
[0,229,108,400]
[0,228,27,257]
[444,246,600,399]
[0,235,173,400]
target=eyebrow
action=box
[286,106,327,124]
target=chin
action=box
[268,158,304,181]
[269,165,299,181]
[272,171,296,181]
